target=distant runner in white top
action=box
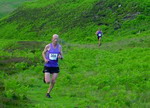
[95,29,103,46]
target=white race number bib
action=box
[49,53,58,60]
[98,33,102,36]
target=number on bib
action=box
[49,54,58,60]
[98,33,102,36]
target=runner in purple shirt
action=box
[42,34,63,98]
[95,29,103,46]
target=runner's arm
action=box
[42,45,49,62]
[58,45,63,59]
[95,31,98,35]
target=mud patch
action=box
[17,41,46,50]
[4,41,46,53]
[0,56,33,75]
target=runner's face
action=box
[52,36,58,44]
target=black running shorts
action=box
[98,36,102,40]
[43,66,60,74]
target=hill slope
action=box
[0,0,149,42]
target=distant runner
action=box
[42,34,63,98]
[95,29,103,46]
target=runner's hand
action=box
[58,55,63,59]
[44,59,49,63]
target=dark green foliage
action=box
[0,0,149,42]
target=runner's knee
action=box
[51,79,56,84]
[45,79,50,83]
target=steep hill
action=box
[0,0,149,42]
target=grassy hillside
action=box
[0,0,149,42]
[0,0,150,107]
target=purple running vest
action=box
[97,31,102,37]
[45,43,61,67]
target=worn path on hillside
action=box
[1,36,149,72]
[63,35,150,51]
